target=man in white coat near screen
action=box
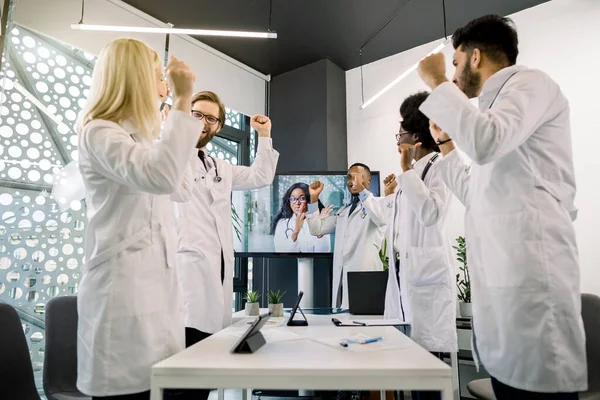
[366,92,457,400]
[417,15,586,399]
[306,164,387,308]
[171,91,279,400]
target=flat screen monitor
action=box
[233,171,380,257]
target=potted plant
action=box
[244,290,261,316]
[453,236,472,317]
[267,289,286,317]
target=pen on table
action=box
[360,336,383,344]
[352,321,367,326]
[339,340,348,347]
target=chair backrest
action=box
[0,302,41,400]
[582,293,600,393]
[43,296,81,399]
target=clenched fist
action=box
[383,174,398,196]
[165,56,195,99]
[250,115,272,137]
[418,53,448,90]
[429,120,449,142]
[309,181,324,203]
[399,143,422,172]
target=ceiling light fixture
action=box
[71,0,277,39]
[360,38,450,110]
[70,24,277,39]
[358,0,450,110]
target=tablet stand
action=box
[234,331,266,354]
[286,303,309,327]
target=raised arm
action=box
[83,111,201,195]
[232,115,279,190]
[418,54,559,165]
[83,56,202,195]
[305,181,337,236]
[360,173,397,227]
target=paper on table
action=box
[352,319,409,326]
[310,336,408,352]
[262,329,305,343]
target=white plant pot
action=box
[268,303,284,317]
[459,301,473,318]
[245,302,259,316]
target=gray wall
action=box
[252,58,347,308]
[270,58,347,173]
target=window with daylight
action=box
[0,23,256,393]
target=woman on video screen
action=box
[271,183,331,253]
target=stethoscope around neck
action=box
[196,152,222,183]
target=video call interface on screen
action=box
[233,173,380,255]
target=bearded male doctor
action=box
[171,91,279,400]
[417,14,586,399]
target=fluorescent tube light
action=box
[360,38,450,110]
[70,24,277,39]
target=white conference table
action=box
[150,309,454,400]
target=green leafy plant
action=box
[453,236,471,303]
[244,290,261,303]
[231,203,243,242]
[379,238,389,272]
[267,289,286,304]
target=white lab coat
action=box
[76,111,202,396]
[306,195,387,308]
[172,137,279,334]
[365,153,457,353]
[273,214,331,253]
[420,65,587,392]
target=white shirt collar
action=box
[412,151,438,176]
[478,65,527,108]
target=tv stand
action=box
[297,258,313,308]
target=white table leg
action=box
[218,388,225,400]
[150,379,162,400]
[441,380,454,400]
[242,388,251,400]
[379,390,386,400]
[451,352,460,400]
[297,258,314,308]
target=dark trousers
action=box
[93,392,150,400]
[491,377,579,400]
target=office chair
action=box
[0,302,42,400]
[43,296,90,400]
[467,293,600,400]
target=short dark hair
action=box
[452,14,519,66]
[400,91,439,152]
[348,163,371,177]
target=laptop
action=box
[347,271,388,315]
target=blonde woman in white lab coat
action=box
[76,38,203,400]
[272,182,331,253]
[418,15,586,398]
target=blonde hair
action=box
[79,38,161,139]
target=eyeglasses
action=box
[289,197,307,204]
[191,111,220,126]
[395,127,412,142]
